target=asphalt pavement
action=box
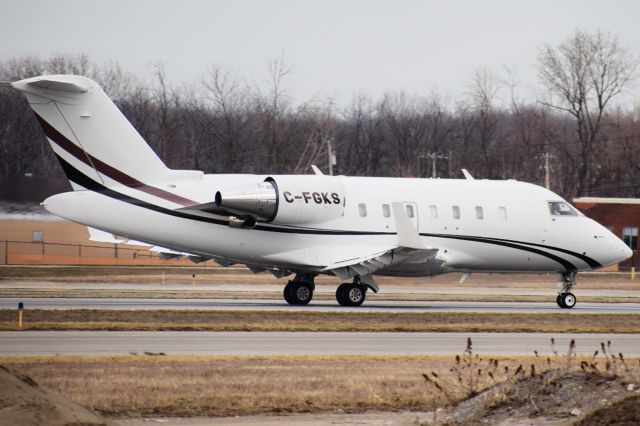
[1,331,638,356]
[2,297,639,313]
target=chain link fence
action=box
[0,240,190,266]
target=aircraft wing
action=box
[321,246,438,280]
[321,203,438,290]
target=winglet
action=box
[311,165,324,175]
[391,202,426,249]
[461,169,475,180]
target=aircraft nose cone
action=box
[621,242,633,262]
[605,238,633,266]
[591,223,634,267]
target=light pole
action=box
[420,153,449,178]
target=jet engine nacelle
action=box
[215,175,345,225]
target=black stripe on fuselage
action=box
[421,233,578,272]
[422,233,600,269]
[56,154,585,271]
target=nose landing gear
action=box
[556,272,577,309]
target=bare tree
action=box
[253,54,295,173]
[338,94,386,176]
[4,50,640,203]
[537,30,637,196]
[202,66,253,172]
[292,104,336,174]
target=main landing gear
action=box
[283,274,315,305]
[336,278,368,307]
[283,274,371,307]
[556,272,577,309]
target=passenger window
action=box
[382,204,390,218]
[475,206,484,220]
[358,203,367,217]
[548,201,578,216]
[452,205,461,219]
[405,204,414,218]
[429,205,438,219]
[498,206,507,220]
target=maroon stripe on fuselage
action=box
[35,113,196,206]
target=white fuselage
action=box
[43,173,631,277]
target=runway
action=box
[2,297,640,313]
[1,331,638,356]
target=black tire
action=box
[556,294,565,308]
[283,281,297,305]
[562,292,576,309]
[336,284,367,307]
[336,283,351,306]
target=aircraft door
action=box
[402,202,419,232]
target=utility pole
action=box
[326,139,334,176]
[544,152,551,189]
[420,153,449,178]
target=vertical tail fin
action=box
[12,75,177,190]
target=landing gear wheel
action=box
[557,272,578,309]
[561,292,576,309]
[283,281,296,305]
[284,281,313,305]
[336,283,366,307]
[346,284,366,306]
[336,283,351,306]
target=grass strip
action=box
[0,354,465,417]
[1,309,639,332]
[2,353,638,418]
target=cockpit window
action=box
[548,201,578,216]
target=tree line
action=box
[0,30,638,201]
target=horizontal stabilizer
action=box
[21,78,88,93]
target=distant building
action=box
[573,197,640,269]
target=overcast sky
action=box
[2,0,639,105]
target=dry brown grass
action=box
[2,350,638,418]
[1,309,639,332]
[0,355,447,417]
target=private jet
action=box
[9,75,633,308]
